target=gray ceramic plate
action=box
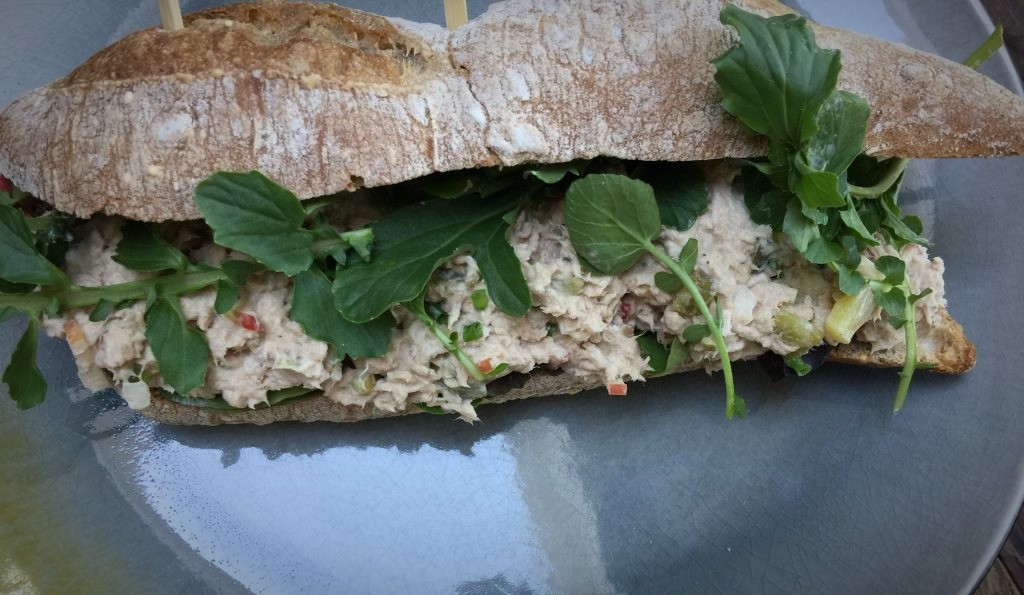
[1,1,1022,594]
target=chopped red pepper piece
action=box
[0,176,11,193]
[477,358,494,374]
[607,382,628,396]
[229,311,262,332]
[619,301,633,320]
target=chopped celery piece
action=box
[825,286,875,344]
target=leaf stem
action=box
[893,296,918,412]
[848,158,909,198]
[310,237,353,259]
[405,301,487,382]
[0,269,228,314]
[963,24,1003,70]
[646,242,744,418]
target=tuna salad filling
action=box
[36,161,948,421]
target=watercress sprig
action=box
[713,5,933,410]
[405,291,508,383]
[564,173,746,419]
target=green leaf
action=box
[213,260,260,315]
[803,237,843,265]
[341,228,374,262]
[0,180,29,207]
[195,171,313,275]
[333,190,531,323]
[880,185,932,248]
[564,174,661,275]
[462,321,484,343]
[654,271,683,294]
[89,299,116,322]
[714,5,841,147]
[743,176,790,229]
[683,324,710,343]
[677,238,698,273]
[3,317,46,409]
[835,264,866,295]
[163,392,240,411]
[144,298,210,395]
[113,222,188,272]
[485,362,509,378]
[420,171,478,198]
[0,279,35,294]
[635,163,709,231]
[221,260,261,285]
[29,211,76,267]
[909,288,934,304]
[265,387,317,407]
[471,288,489,311]
[416,403,450,415]
[791,90,872,211]
[793,155,845,209]
[782,198,817,252]
[527,160,586,184]
[0,203,67,286]
[874,255,906,285]
[664,337,689,374]
[214,280,240,315]
[639,333,691,377]
[871,286,907,320]
[292,268,395,358]
[804,90,870,176]
[636,333,669,374]
[839,195,878,246]
[729,395,748,419]
[424,300,448,325]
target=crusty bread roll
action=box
[1,0,1023,222]
[0,0,1004,424]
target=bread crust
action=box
[2,0,1024,221]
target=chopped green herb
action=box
[462,321,484,343]
[784,355,813,377]
[471,288,489,311]
[406,292,498,383]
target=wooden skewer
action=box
[158,0,184,31]
[443,0,468,30]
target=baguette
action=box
[1,0,1022,221]
[0,0,1014,425]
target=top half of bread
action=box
[1,0,1023,221]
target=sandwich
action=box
[0,0,1019,425]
